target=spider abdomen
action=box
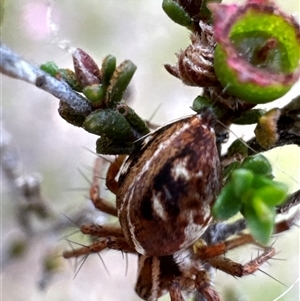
[117,113,221,256]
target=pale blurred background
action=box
[1,0,299,301]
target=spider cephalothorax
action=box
[63,111,298,301]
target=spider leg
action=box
[89,157,117,216]
[80,223,124,237]
[274,210,300,233]
[195,270,221,301]
[201,219,247,245]
[63,239,109,259]
[169,278,185,301]
[106,154,127,194]
[63,236,135,259]
[195,234,254,260]
[205,247,275,277]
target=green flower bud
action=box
[191,95,226,119]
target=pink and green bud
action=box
[209,0,300,104]
[72,48,101,87]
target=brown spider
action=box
[63,113,299,301]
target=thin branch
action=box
[0,42,92,117]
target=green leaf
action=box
[83,109,133,141]
[58,68,82,92]
[96,137,134,155]
[162,0,193,28]
[231,169,254,197]
[101,55,117,85]
[82,84,106,106]
[227,139,248,160]
[254,182,288,207]
[212,183,242,220]
[241,154,273,177]
[40,61,59,77]
[191,95,226,119]
[251,175,274,189]
[116,103,150,137]
[243,199,275,245]
[222,161,241,182]
[107,60,137,105]
[232,109,266,125]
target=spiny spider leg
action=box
[205,247,275,277]
[63,239,109,259]
[195,234,254,260]
[89,157,118,216]
[80,223,124,237]
[63,157,133,262]
[63,236,135,259]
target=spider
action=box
[63,112,299,301]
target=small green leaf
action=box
[58,68,82,92]
[232,109,266,125]
[222,161,241,182]
[254,182,288,207]
[96,136,134,155]
[191,95,225,119]
[82,84,106,106]
[40,61,59,77]
[101,55,117,85]
[231,169,254,197]
[227,139,249,159]
[191,96,213,112]
[212,183,242,220]
[162,0,193,28]
[116,103,150,138]
[107,60,137,106]
[241,154,272,177]
[252,175,274,189]
[243,199,275,245]
[83,109,133,141]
